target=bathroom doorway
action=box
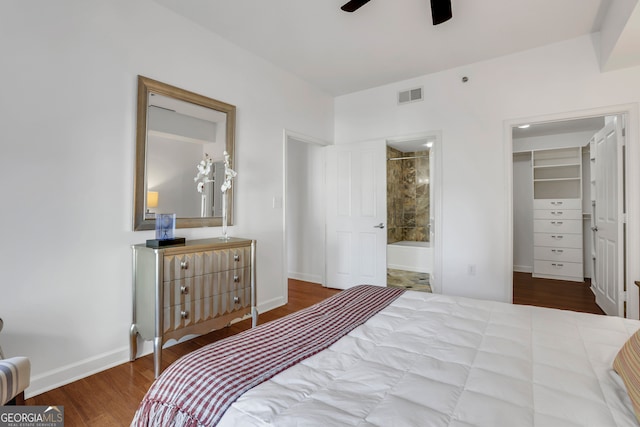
[385,136,436,292]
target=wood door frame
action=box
[504,104,640,318]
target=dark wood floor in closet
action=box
[513,271,605,315]
[27,276,602,425]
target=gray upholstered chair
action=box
[0,318,30,405]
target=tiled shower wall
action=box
[387,147,430,243]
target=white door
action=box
[326,140,387,289]
[592,118,625,316]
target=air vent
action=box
[398,87,423,105]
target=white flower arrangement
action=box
[194,153,214,193]
[221,150,237,193]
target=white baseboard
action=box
[288,271,323,285]
[27,347,130,399]
[513,265,533,273]
[258,296,286,314]
[27,297,288,399]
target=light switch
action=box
[273,196,283,209]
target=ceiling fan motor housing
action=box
[341,0,452,26]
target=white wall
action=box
[286,139,326,285]
[512,152,533,272]
[335,34,640,302]
[0,0,333,397]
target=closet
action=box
[512,121,600,285]
[513,115,626,315]
[531,147,584,281]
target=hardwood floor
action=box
[26,276,602,425]
[26,279,340,426]
[513,272,605,315]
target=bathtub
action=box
[387,241,433,273]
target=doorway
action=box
[322,132,442,293]
[385,137,434,292]
[510,113,627,316]
[284,131,329,294]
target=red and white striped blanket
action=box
[131,285,405,427]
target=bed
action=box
[132,285,640,426]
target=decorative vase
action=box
[221,191,229,240]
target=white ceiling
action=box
[512,117,606,139]
[153,0,617,96]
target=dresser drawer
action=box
[163,289,251,334]
[534,246,583,263]
[533,199,581,210]
[534,260,583,279]
[164,252,198,279]
[163,277,196,308]
[210,247,252,271]
[534,233,582,248]
[533,219,582,234]
[533,209,582,220]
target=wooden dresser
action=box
[129,237,257,377]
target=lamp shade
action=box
[147,191,159,209]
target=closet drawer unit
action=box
[533,199,581,210]
[533,260,583,280]
[533,233,582,249]
[534,246,583,263]
[533,209,582,220]
[533,219,582,234]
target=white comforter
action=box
[218,290,640,426]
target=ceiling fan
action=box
[341,0,452,25]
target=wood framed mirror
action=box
[133,76,236,231]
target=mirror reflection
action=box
[133,76,236,231]
[145,93,227,218]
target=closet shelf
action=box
[533,177,580,182]
[533,163,581,169]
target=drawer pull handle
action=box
[181,310,189,319]
[551,249,564,254]
[551,235,564,239]
[181,285,189,294]
[180,260,189,270]
[551,263,564,268]
[551,221,563,225]
[551,201,564,206]
[234,254,240,262]
[234,275,240,283]
[551,211,563,215]
[233,296,240,304]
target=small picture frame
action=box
[156,213,176,240]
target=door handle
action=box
[373,223,385,229]
[591,226,598,232]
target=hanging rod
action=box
[387,155,429,161]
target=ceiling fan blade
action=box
[341,0,371,12]
[431,0,452,25]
